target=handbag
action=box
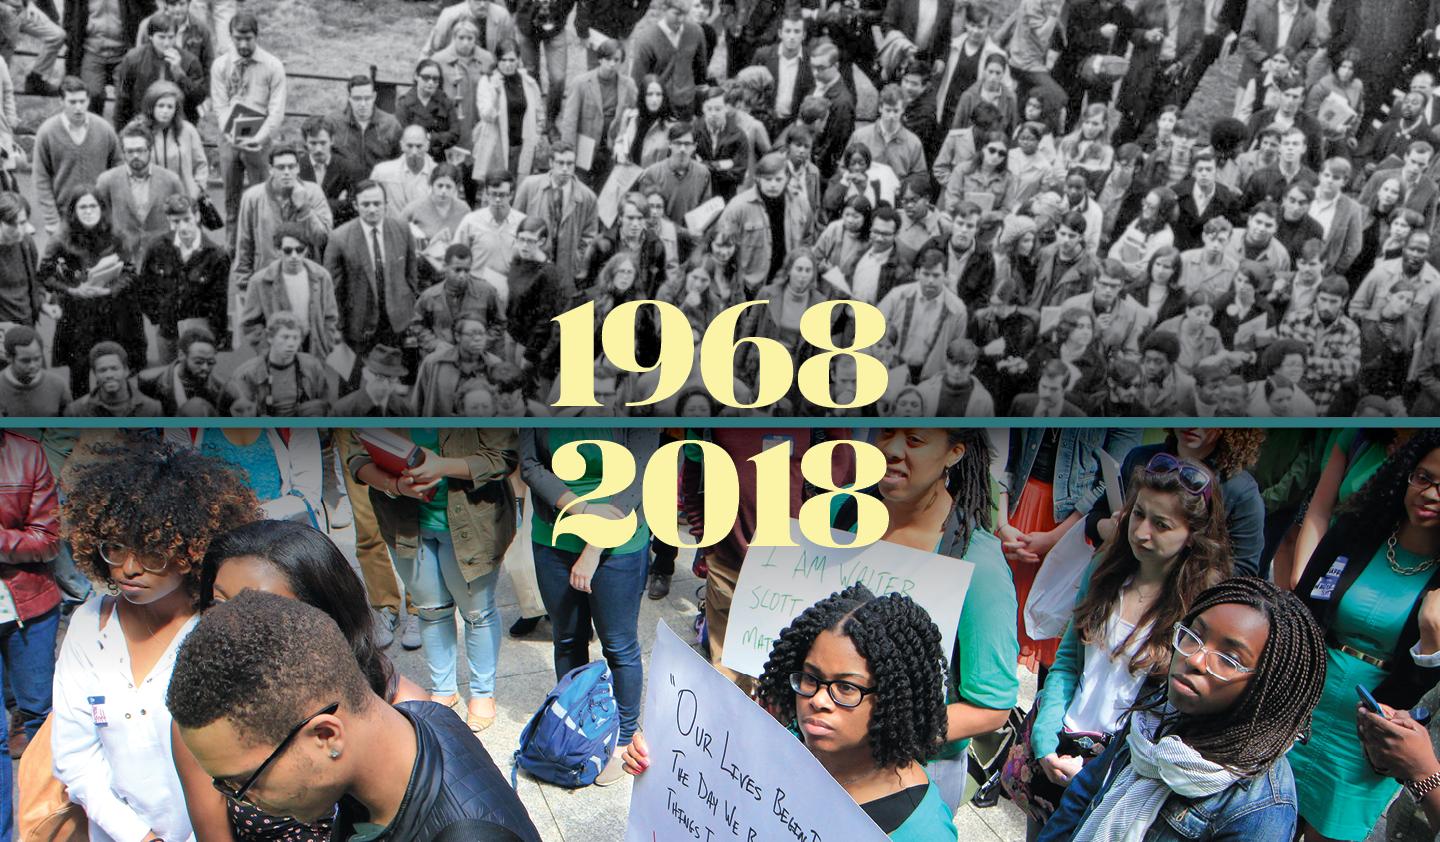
[195,191,224,231]
[1024,522,1095,640]
[17,714,89,842]
[966,705,1026,807]
[1000,703,1111,825]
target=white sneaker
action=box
[401,612,422,650]
[374,607,397,650]
[328,495,353,529]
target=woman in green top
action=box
[624,583,959,840]
[832,427,1021,813]
[1291,429,1408,588]
[349,428,518,733]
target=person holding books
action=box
[210,12,287,236]
[346,428,519,733]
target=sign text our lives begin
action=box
[550,297,890,412]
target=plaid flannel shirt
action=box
[1278,307,1362,413]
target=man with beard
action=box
[1137,331,1195,416]
[137,326,226,415]
[878,248,967,384]
[369,125,435,215]
[1078,357,1149,416]
[1351,230,1440,329]
[226,311,331,416]
[908,336,995,415]
[717,152,812,290]
[210,14,287,236]
[411,243,502,356]
[136,195,230,363]
[331,344,413,416]
[1060,260,1154,354]
[63,342,161,417]
[636,122,712,227]
[95,126,186,260]
[1358,91,1440,165]
[1276,273,1361,414]
[0,326,68,414]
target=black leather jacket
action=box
[330,702,541,842]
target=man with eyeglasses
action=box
[636,122,713,228]
[808,43,855,177]
[894,174,950,266]
[514,141,598,294]
[370,124,436,215]
[169,591,543,842]
[454,168,528,289]
[331,75,403,176]
[231,143,333,300]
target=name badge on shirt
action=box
[1310,555,1349,602]
[87,696,108,728]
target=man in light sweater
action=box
[32,76,119,234]
[630,0,709,119]
[0,326,70,415]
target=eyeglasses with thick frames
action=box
[1409,470,1440,495]
[212,702,340,804]
[1145,453,1212,502]
[1172,623,1255,682]
[790,672,877,708]
[99,542,171,574]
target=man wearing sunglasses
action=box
[169,590,541,842]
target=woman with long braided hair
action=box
[1039,577,1327,841]
[830,427,1020,814]
[623,583,959,839]
[1015,453,1232,840]
[1289,429,1440,842]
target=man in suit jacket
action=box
[693,87,752,201]
[810,42,855,179]
[1360,140,1440,227]
[558,40,636,185]
[753,15,813,135]
[1173,151,1241,251]
[513,141,599,298]
[882,0,954,64]
[96,125,186,260]
[1237,0,1321,92]
[300,114,360,227]
[1312,156,1365,275]
[324,180,420,385]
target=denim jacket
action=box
[1036,720,1299,842]
[1006,428,1142,520]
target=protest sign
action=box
[626,621,890,842]
[721,520,972,679]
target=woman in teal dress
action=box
[1291,430,1440,841]
[623,583,960,840]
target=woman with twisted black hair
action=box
[1038,577,1327,841]
[623,583,958,839]
[1290,430,1440,842]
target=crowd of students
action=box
[2,425,1440,840]
[8,0,1440,416]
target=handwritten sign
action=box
[626,621,890,842]
[722,520,973,679]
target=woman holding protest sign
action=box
[623,582,959,839]
[1012,453,1232,840]
[1036,577,1327,842]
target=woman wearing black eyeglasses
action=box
[1290,430,1440,842]
[622,583,958,840]
[1010,453,1231,841]
[50,435,259,842]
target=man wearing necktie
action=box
[210,13,286,240]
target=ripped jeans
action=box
[400,527,502,698]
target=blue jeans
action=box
[398,528,502,698]
[532,543,646,744]
[0,606,61,842]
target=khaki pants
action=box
[703,554,756,696]
[335,429,406,614]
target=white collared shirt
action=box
[1309,192,1340,237]
[776,50,801,117]
[853,248,890,304]
[1277,1,1298,51]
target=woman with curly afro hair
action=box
[1289,429,1440,842]
[1084,428,1267,577]
[51,434,259,842]
[623,584,958,839]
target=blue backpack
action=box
[512,660,621,788]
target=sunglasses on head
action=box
[1144,452,1212,502]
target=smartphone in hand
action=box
[1358,684,1389,718]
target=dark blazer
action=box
[754,44,814,126]
[300,153,361,227]
[1297,517,1440,709]
[1116,0,1205,120]
[882,0,954,60]
[1173,180,1243,251]
[135,230,230,343]
[693,115,751,200]
[1237,0,1321,87]
[815,81,857,179]
[324,218,419,352]
[66,0,154,77]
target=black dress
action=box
[38,229,144,398]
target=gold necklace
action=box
[1387,532,1440,576]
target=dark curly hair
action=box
[1162,428,1266,479]
[756,584,948,770]
[1336,429,1440,549]
[1145,577,1326,775]
[61,434,261,607]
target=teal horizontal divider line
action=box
[0,416,1435,429]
